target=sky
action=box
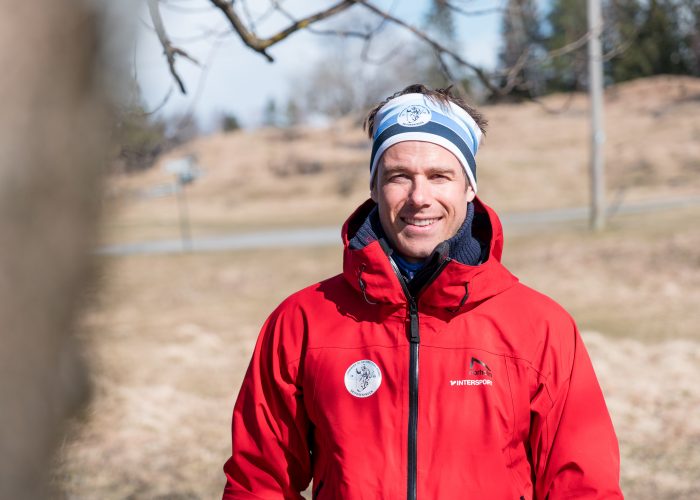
[134,0,508,130]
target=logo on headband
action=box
[397,104,431,127]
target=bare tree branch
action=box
[269,0,373,40]
[351,0,501,94]
[500,47,531,94]
[546,32,591,59]
[151,0,645,103]
[142,86,176,115]
[443,1,505,17]
[147,0,200,94]
[434,50,471,99]
[208,0,356,62]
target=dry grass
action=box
[54,204,700,499]
[54,76,700,498]
[506,206,700,341]
[102,76,700,245]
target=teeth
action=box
[405,218,438,227]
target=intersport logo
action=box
[449,357,494,387]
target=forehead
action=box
[379,141,462,172]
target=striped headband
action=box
[369,93,483,193]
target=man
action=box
[223,85,623,499]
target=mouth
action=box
[401,216,442,228]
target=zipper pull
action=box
[408,300,419,343]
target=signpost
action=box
[164,155,200,251]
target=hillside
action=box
[52,76,700,499]
[104,75,700,244]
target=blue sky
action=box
[135,0,509,129]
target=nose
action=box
[408,176,430,207]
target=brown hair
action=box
[363,84,488,139]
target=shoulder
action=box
[500,282,579,376]
[263,273,354,337]
[257,274,353,363]
[272,273,349,316]
[504,282,575,328]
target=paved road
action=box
[98,195,700,256]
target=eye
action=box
[387,173,409,183]
[431,173,451,182]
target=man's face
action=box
[371,141,475,263]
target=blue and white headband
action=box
[369,93,483,193]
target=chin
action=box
[397,244,434,261]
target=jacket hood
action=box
[341,197,518,314]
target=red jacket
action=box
[223,198,622,499]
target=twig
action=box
[500,47,531,94]
[147,0,200,94]
[351,0,500,94]
[143,86,176,115]
[268,0,371,39]
[435,51,471,100]
[209,0,356,62]
[443,1,505,17]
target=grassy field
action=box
[101,76,700,246]
[53,75,700,498]
[54,203,700,499]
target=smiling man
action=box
[373,140,473,263]
[222,85,623,499]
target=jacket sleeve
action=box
[222,302,312,499]
[529,321,623,499]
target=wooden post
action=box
[588,0,606,230]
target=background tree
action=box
[497,0,543,98]
[607,0,690,82]
[543,0,588,91]
[420,0,458,89]
[285,98,302,127]
[221,113,241,132]
[263,97,279,127]
[116,106,168,172]
[146,0,700,118]
[0,0,118,497]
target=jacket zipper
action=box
[387,255,449,500]
[313,479,324,498]
[407,298,419,500]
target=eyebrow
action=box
[381,165,458,177]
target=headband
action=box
[369,93,482,193]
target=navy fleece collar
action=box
[349,202,485,269]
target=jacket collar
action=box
[341,197,518,313]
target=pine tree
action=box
[543,0,588,91]
[608,0,690,82]
[285,98,302,128]
[498,0,543,98]
[420,0,458,89]
[263,98,278,128]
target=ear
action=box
[466,184,476,203]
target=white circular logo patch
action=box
[344,360,382,398]
[397,104,432,127]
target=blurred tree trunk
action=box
[0,1,113,498]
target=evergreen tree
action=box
[425,0,456,44]
[608,0,690,82]
[263,98,278,127]
[498,0,543,98]
[682,0,700,75]
[285,98,302,127]
[221,113,240,132]
[420,0,458,89]
[543,0,588,91]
